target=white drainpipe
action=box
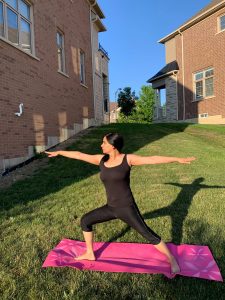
[89,2,97,124]
[178,29,185,121]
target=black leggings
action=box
[80,203,161,245]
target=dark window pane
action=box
[205,78,214,97]
[7,8,18,45]
[220,15,225,31]
[104,99,108,112]
[57,32,65,72]
[19,0,30,20]
[21,18,31,51]
[57,32,62,47]
[196,81,203,99]
[0,2,3,36]
[80,52,85,84]
[5,0,17,10]
[195,72,203,81]
[205,69,214,77]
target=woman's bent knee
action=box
[80,214,92,232]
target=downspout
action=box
[178,29,185,121]
[89,1,97,124]
[173,71,179,121]
[101,53,104,121]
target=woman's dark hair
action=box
[103,133,124,162]
[105,132,124,152]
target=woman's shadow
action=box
[96,177,225,257]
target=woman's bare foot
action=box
[75,251,96,261]
[170,256,180,274]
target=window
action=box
[219,14,225,31]
[194,68,214,100]
[102,74,109,112]
[57,31,66,73]
[0,0,32,52]
[80,50,85,84]
[104,99,108,113]
[199,113,208,118]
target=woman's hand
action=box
[45,151,60,158]
[177,157,196,164]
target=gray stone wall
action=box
[165,75,177,120]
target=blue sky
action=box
[97,0,211,101]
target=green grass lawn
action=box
[1,123,225,300]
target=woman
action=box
[45,132,195,274]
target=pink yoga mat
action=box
[42,239,223,281]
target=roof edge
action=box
[158,1,225,44]
[88,0,105,19]
[147,70,178,83]
[94,18,107,32]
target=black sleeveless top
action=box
[99,154,135,207]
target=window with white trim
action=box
[0,0,32,52]
[219,14,225,31]
[57,31,66,73]
[80,50,86,85]
[194,68,214,100]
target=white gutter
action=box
[178,29,185,121]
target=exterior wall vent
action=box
[199,113,208,118]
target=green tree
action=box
[133,85,155,123]
[117,87,136,117]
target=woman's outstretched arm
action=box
[45,151,104,165]
[127,154,196,166]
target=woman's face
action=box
[101,136,114,154]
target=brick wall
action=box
[176,7,225,121]
[92,23,109,124]
[0,0,96,171]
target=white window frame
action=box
[193,67,214,101]
[80,49,86,85]
[0,0,33,53]
[57,30,66,74]
[218,14,225,32]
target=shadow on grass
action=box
[94,220,225,299]
[154,219,225,298]
[102,178,225,247]
[0,123,191,216]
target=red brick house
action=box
[0,0,109,173]
[148,0,225,124]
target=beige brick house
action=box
[109,102,121,123]
[90,1,110,125]
[0,0,109,173]
[148,0,225,124]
